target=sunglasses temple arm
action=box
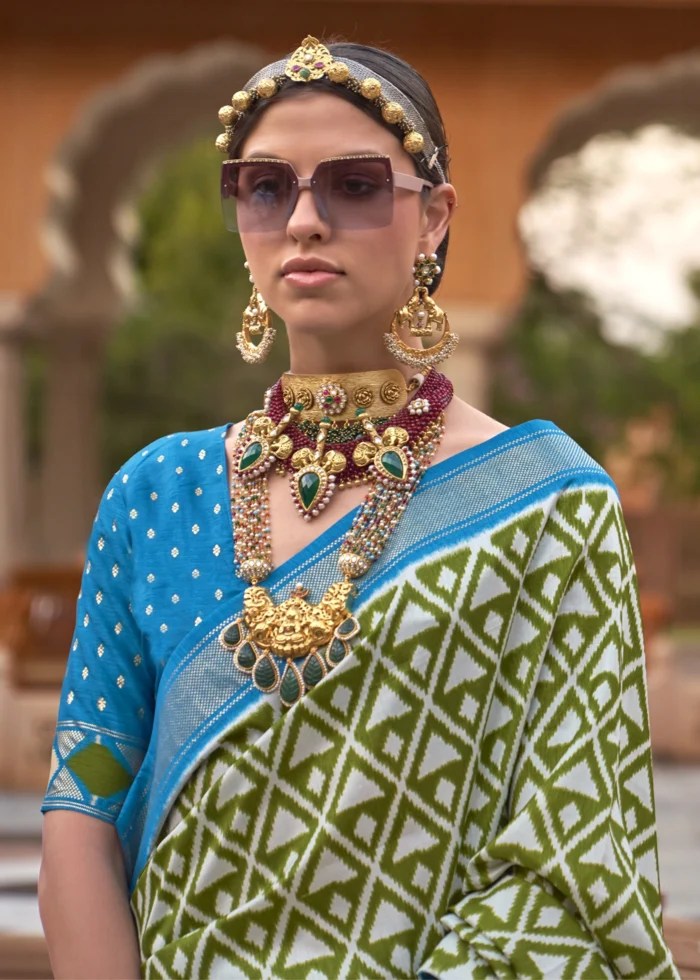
[393,173,434,192]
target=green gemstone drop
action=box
[328,638,347,665]
[240,441,263,472]
[280,664,302,705]
[299,471,321,510]
[253,655,277,691]
[299,68,311,79]
[337,617,357,637]
[236,641,257,670]
[294,401,305,411]
[222,622,241,647]
[381,450,405,480]
[302,655,324,688]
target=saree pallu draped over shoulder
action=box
[124,421,677,979]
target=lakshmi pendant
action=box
[219,581,360,708]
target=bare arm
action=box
[39,811,142,980]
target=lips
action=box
[281,256,343,276]
[281,257,344,289]
[284,270,342,287]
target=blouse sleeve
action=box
[41,468,155,825]
[419,487,678,979]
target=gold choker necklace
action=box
[280,368,410,421]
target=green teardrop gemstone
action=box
[302,655,324,688]
[337,617,357,637]
[240,441,263,472]
[299,471,321,510]
[222,622,241,647]
[299,68,311,79]
[253,655,276,691]
[328,638,347,665]
[294,402,304,411]
[280,664,302,705]
[380,450,405,480]
[236,641,256,670]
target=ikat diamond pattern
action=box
[132,485,677,979]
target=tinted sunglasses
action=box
[221,154,433,233]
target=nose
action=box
[286,185,331,243]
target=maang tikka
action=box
[385,252,459,369]
[236,261,276,364]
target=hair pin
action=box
[426,143,448,170]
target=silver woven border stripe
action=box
[243,57,446,183]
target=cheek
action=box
[347,207,420,283]
[239,234,281,295]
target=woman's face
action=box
[238,90,455,350]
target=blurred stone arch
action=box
[0,40,270,574]
[520,48,700,353]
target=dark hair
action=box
[227,41,451,294]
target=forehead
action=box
[240,90,411,170]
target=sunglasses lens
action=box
[221,161,296,233]
[315,158,394,229]
[220,157,394,232]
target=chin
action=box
[280,301,362,336]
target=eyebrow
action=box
[243,150,387,160]
[243,152,285,160]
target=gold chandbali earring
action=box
[236,261,276,364]
[385,252,459,369]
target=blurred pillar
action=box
[39,329,104,564]
[0,298,28,583]
[445,304,507,411]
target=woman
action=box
[39,36,677,980]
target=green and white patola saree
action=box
[128,421,677,979]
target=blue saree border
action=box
[120,419,617,890]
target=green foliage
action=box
[493,274,700,497]
[100,139,288,480]
[655,319,700,495]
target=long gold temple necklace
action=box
[220,370,451,708]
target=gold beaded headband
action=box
[215,35,447,183]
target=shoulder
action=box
[101,423,233,510]
[442,399,618,498]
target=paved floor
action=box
[653,764,700,921]
[0,763,697,936]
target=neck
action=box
[287,332,416,381]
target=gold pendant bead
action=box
[403,131,424,154]
[218,105,238,126]
[360,78,382,100]
[256,77,278,98]
[232,90,252,112]
[381,101,404,124]
[327,61,350,83]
